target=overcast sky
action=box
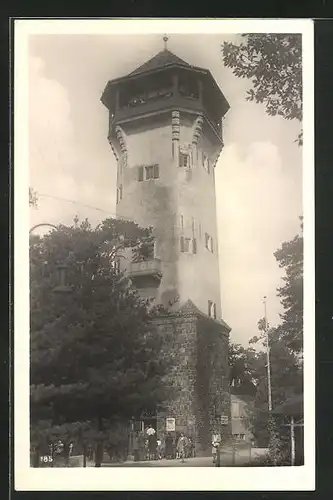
[28,33,303,346]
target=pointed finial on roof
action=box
[163,34,169,51]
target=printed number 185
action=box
[40,455,53,463]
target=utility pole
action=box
[263,296,279,465]
[263,296,272,412]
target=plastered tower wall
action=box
[175,113,222,318]
[111,110,223,317]
[112,114,179,307]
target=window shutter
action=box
[138,166,144,182]
[180,236,185,253]
[192,238,197,254]
[153,164,159,179]
[213,303,216,319]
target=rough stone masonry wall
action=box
[152,312,198,441]
[152,311,230,454]
[196,315,231,451]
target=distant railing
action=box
[128,258,162,278]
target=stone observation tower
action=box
[101,37,231,453]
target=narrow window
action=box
[153,164,159,179]
[180,236,195,253]
[180,215,184,232]
[145,165,154,180]
[208,300,216,318]
[203,153,210,173]
[205,233,214,253]
[180,236,185,252]
[205,232,209,249]
[116,186,123,204]
[183,238,191,252]
[179,152,189,168]
[138,166,144,182]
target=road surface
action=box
[102,448,268,467]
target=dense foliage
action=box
[228,219,303,451]
[222,34,303,145]
[30,217,174,465]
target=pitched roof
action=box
[129,49,190,76]
[178,299,231,332]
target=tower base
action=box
[151,299,231,454]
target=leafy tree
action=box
[231,221,303,456]
[222,34,303,145]
[274,218,303,354]
[29,187,38,208]
[228,343,258,396]
[30,217,174,466]
[250,327,303,447]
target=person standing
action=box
[156,438,162,460]
[165,433,173,459]
[176,433,186,463]
[212,430,221,464]
[146,425,157,460]
[187,437,195,458]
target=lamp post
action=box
[263,296,272,413]
[262,296,279,465]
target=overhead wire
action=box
[37,192,135,223]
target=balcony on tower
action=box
[127,258,162,288]
[101,48,229,145]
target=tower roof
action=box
[128,49,191,77]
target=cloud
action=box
[29,56,75,190]
[216,142,301,344]
[29,55,115,229]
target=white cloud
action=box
[29,54,115,229]
[216,142,301,344]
